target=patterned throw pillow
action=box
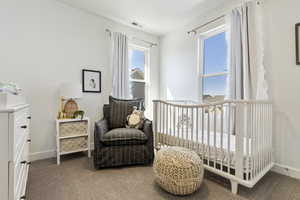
[109,96,142,129]
[126,107,144,129]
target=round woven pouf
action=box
[153,147,204,196]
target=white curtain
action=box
[226,4,252,100]
[111,32,130,99]
[226,1,269,100]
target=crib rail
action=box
[153,99,273,187]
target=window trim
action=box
[197,25,228,102]
[128,43,150,109]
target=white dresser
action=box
[0,104,31,200]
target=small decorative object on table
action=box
[74,110,85,119]
[153,147,204,196]
[58,82,83,119]
[56,117,90,165]
[0,82,22,95]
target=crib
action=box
[152,100,273,194]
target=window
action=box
[199,26,228,103]
[128,44,150,109]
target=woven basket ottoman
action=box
[153,147,204,196]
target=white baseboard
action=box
[30,143,94,162]
[30,150,56,162]
[272,163,300,180]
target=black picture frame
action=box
[296,23,300,65]
[82,69,101,93]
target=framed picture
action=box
[82,69,101,93]
[296,23,300,65]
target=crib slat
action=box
[202,107,205,161]
[213,105,217,169]
[173,106,175,146]
[177,106,180,146]
[255,104,259,177]
[153,102,158,149]
[159,102,162,148]
[235,103,244,179]
[191,108,194,150]
[196,108,199,154]
[220,104,224,172]
[207,107,211,167]
[259,104,263,174]
[181,107,184,147]
[227,103,231,174]
[245,103,250,181]
[250,104,255,178]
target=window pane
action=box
[130,81,145,99]
[203,32,228,75]
[203,75,227,103]
[129,49,145,80]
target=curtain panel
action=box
[226,1,269,100]
[111,32,130,99]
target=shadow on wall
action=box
[273,107,300,168]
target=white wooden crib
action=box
[152,100,273,194]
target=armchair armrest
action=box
[143,119,154,161]
[94,119,109,146]
[143,119,153,138]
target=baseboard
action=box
[29,150,56,162]
[30,143,94,162]
[272,163,300,180]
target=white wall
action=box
[0,0,160,160]
[160,0,300,176]
[263,0,300,174]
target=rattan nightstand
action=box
[56,117,91,165]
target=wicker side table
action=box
[56,117,91,165]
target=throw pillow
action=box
[126,107,144,129]
[109,96,142,129]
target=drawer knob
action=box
[20,161,27,164]
[27,116,31,119]
[20,195,26,199]
[27,139,31,143]
[21,125,27,129]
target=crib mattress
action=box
[156,131,253,169]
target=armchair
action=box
[94,96,154,169]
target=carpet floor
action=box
[27,153,300,200]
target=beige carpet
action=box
[27,153,300,200]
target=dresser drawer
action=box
[59,121,88,137]
[15,162,29,200]
[10,107,30,162]
[13,141,29,194]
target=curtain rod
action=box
[187,0,262,35]
[187,15,225,35]
[105,29,158,47]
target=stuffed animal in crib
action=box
[126,107,144,129]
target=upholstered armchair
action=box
[94,96,154,169]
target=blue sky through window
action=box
[129,49,145,71]
[129,48,145,80]
[203,32,228,96]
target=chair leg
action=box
[230,180,238,195]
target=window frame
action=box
[197,25,228,102]
[128,43,150,109]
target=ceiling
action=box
[59,0,229,35]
